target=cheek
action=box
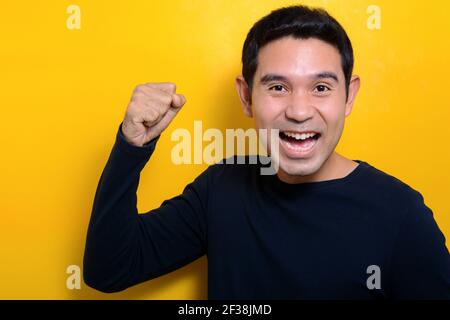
[253,97,283,127]
[320,106,347,147]
[320,102,346,130]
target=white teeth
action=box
[283,131,317,140]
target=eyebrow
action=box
[259,72,339,84]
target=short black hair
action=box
[241,5,354,98]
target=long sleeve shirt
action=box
[83,122,450,299]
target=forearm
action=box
[83,122,159,292]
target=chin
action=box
[277,155,325,177]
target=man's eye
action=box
[269,85,285,92]
[314,85,330,93]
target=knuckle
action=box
[160,93,173,105]
[147,108,160,123]
[144,100,160,114]
[135,84,145,92]
[166,82,176,91]
[134,91,148,100]
[127,100,138,110]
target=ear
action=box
[234,75,253,117]
[344,75,361,117]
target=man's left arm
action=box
[388,190,450,299]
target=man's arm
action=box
[83,82,210,293]
[388,190,450,299]
[83,122,209,293]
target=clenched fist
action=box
[121,82,186,147]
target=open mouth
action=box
[279,130,321,157]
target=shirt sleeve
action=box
[388,190,450,299]
[83,122,209,293]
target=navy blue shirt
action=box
[83,122,450,299]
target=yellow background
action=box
[0,0,449,299]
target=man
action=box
[83,5,450,299]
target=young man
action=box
[83,5,450,299]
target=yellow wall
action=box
[0,0,449,299]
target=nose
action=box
[284,91,315,124]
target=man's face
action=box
[236,36,359,179]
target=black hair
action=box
[241,5,354,98]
